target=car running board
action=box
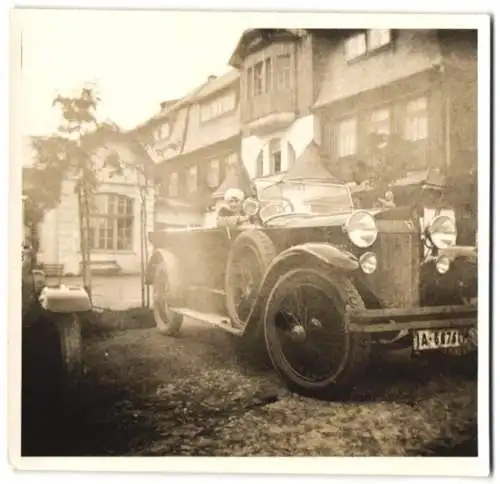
[170,307,244,336]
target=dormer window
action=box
[344,29,392,62]
[154,122,170,141]
[200,90,236,123]
[345,33,367,61]
[368,29,391,50]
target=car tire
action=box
[263,267,371,398]
[225,230,277,329]
[153,261,183,336]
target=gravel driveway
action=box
[33,311,477,457]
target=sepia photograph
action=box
[8,6,491,478]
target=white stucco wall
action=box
[37,174,155,276]
[241,114,322,180]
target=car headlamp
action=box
[427,215,457,249]
[436,255,451,274]
[344,211,378,248]
[359,252,377,274]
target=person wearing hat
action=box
[216,188,250,228]
[376,190,396,209]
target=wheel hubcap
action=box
[269,283,347,383]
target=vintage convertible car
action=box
[146,179,477,397]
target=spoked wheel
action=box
[226,231,276,329]
[153,262,183,336]
[263,268,370,398]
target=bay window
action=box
[245,45,294,101]
[253,62,264,96]
[276,54,291,91]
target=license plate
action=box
[413,328,467,351]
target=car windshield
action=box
[258,179,354,215]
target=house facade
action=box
[228,28,477,198]
[22,136,155,276]
[135,70,242,228]
[133,27,476,235]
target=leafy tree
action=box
[350,132,424,208]
[28,85,120,301]
[359,133,417,187]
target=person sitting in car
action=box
[216,188,250,228]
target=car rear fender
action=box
[244,243,359,336]
[38,285,92,313]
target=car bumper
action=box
[346,303,477,333]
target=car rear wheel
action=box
[153,261,183,336]
[263,268,370,398]
[225,230,277,329]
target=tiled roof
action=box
[191,69,239,101]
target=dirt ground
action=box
[22,309,477,457]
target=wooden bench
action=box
[41,264,64,278]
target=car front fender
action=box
[266,242,360,274]
[243,243,359,337]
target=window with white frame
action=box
[253,62,264,96]
[269,138,282,174]
[276,54,291,91]
[200,91,236,123]
[246,67,253,100]
[168,172,179,198]
[367,29,392,50]
[345,29,392,61]
[336,118,357,157]
[186,165,198,194]
[265,58,272,93]
[246,50,293,100]
[225,152,238,167]
[404,97,428,141]
[369,107,391,136]
[344,33,367,61]
[207,158,220,188]
[89,193,134,251]
[255,151,264,178]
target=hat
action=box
[224,188,244,202]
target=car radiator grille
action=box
[369,221,421,309]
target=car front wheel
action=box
[263,267,370,398]
[153,262,183,336]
